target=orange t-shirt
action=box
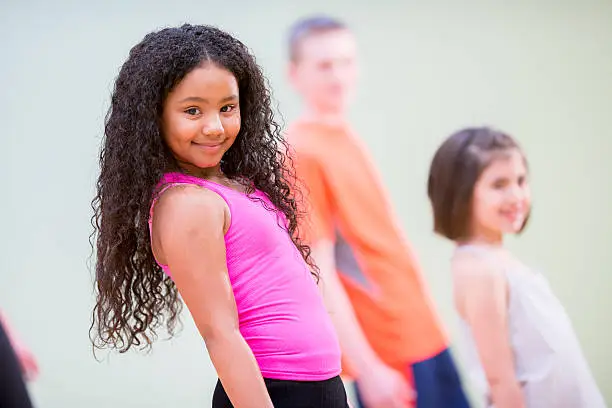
[287,120,448,376]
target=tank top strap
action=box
[454,244,523,289]
[148,172,235,234]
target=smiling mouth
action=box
[501,211,524,221]
[192,140,227,151]
[193,141,223,147]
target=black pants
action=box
[0,322,34,408]
[212,375,349,408]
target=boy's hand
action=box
[357,361,415,408]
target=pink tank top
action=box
[149,172,341,381]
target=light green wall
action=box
[1,1,610,407]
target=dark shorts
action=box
[212,374,350,408]
[0,321,34,408]
[354,348,470,408]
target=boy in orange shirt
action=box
[285,16,470,408]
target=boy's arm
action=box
[295,154,412,408]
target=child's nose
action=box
[202,114,223,138]
[508,185,526,203]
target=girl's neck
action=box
[178,162,226,181]
[175,162,251,193]
[458,231,504,249]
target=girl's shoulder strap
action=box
[158,171,203,187]
[452,244,508,276]
[149,172,237,227]
[149,172,208,222]
[453,244,522,288]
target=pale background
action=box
[1,0,610,406]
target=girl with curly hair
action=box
[91,24,349,408]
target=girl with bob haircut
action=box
[427,127,605,408]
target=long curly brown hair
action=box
[91,24,316,353]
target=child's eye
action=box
[185,107,201,115]
[492,180,507,189]
[220,105,236,113]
